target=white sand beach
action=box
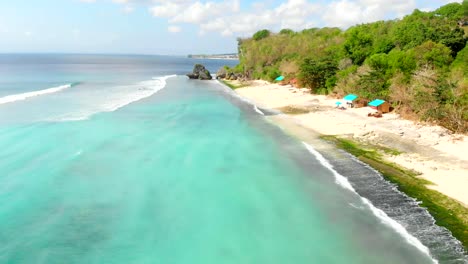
[234,80,468,206]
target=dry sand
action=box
[234,80,468,206]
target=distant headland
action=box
[188,53,239,60]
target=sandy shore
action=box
[234,80,468,206]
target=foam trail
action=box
[303,143,355,192]
[53,75,175,122]
[302,142,438,263]
[253,105,265,115]
[215,80,270,116]
[0,84,73,105]
[101,75,174,113]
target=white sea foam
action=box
[215,80,269,116]
[302,142,437,263]
[0,84,72,105]
[303,143,356,192]
[253,105,265,115]
[52,75,175,122]
[102,75,175,113]
[349,203,365,210]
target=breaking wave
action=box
[0,84,75,105]
[51,75,176,122]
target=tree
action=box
[392,9,466,54]
[440,28,466,56]
[279,29,295,35]
[343,25,374,65]
[451,45,468,75]
[367,53,390,72]
[387,49,417,76]
[463,0,468,17]
[299,56,338,93]
[252,29,270,41]
[434,2,463,20]
[413,41,453,69]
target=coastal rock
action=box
[215,68,249,82]
[187,64,212,80]
[216,67,227,79]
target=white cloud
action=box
[150,0,240,24]
[152,0,319,37]
[274,0,319,30]
[81,0,453,37]
[168,25,182,33]
[150,2,183,18]
[322,0,416,28]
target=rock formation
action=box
[186,64,212,80]
[216,67,227,79]
[215,66,249,82]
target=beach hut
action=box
[368,99,390,113]
[343,94,358,107]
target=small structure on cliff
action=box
[368,99,390,113]
[343,94,358,108]
[186,64,212,80]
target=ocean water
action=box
[0,54,459,263]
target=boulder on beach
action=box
[186,64,212,80]
[216,67,228,79]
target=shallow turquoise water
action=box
[0,54,441,263]
[0,75,435,263]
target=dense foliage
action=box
[228,1,468,133]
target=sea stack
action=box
[186,64,212,80]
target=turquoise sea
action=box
[0,54,465,263]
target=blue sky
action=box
[0,0,461,55]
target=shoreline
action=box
[224,79,468,252]
[232,80,468,206]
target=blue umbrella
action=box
[275,75,284,81]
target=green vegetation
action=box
[252,29,271,41]
[233,1,468,133]
[321,135,468,251]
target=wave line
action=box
[0,84,73,105]
[302,142,438,263]
[52,75,176,122]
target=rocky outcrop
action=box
[216,66,249,81]
[216,67,228,79]
[186,64,212,80]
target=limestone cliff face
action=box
[186,64,212,80]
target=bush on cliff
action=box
[232,1,467,132]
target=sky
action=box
[0,0,462,55]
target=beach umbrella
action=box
[275,75,285,81]
[335,101,342,105]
